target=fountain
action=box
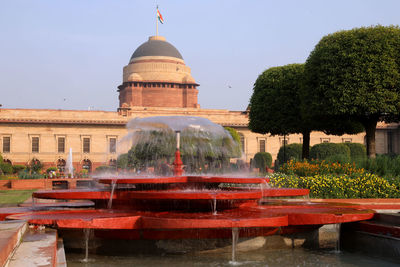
[1,116,375,259]
[66,148,74,178]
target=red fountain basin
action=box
[241,202,375,225]
[32,188,309,201]
[32,187,310,211]
[97,176,268,185]
[7,209,288,229]
[14,176,374,241]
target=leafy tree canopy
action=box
[249,64,307,135]
[304,25,400,157]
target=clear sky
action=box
[1,0,399,111]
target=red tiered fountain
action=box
[1,117,375,260]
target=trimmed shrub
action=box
[252,152,272,173]
[277,143,302,163]
[12,165,26,174]
[0,163,13,175]
[95,165,115,173]
[343,143,367,161]
[310,143,350,162]
[18,170,44,179]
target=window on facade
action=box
[239,133,245,152]
[109,138,117,153]
[321,138,330,143]
[32,137,39,153]
[83,138,90,153]
[342,138,352,143]
[2,137,10,153]
[259,139,266,152]
[58,137,65,153]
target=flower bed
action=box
[280,160,365,177]
[269,173,400,199]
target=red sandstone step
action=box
[8,228,58,267]
[0,221,27,267]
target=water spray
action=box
[173,131,183,176]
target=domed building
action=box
[118,36,199,109]
[0,35,370,177]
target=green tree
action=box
[304,25,400,158]
[249,64,313,159]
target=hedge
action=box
[277,143,302,164]
[310,143,350,162]
[343,143,367,161]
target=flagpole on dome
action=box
[156,5,164,37]
[156,5,159,36]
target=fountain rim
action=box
[96,176,268,185]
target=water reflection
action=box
[66,247,399,267]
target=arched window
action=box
[82,159,92,173]
[30,158,42,173]
[57,159,66,173]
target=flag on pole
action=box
[157,8,164,24]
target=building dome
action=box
[130,36,183,62]
[119,35,199,109]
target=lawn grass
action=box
[0,190,35,206]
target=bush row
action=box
[277,142,366,164]
[269,173,400,198]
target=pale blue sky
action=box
[1,0,399,111]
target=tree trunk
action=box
[363,119,377,159]
[302,130,311,160]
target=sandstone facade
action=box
[1,35,396,173]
